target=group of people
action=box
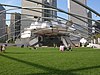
[59,43,72,51]
[0,44,7,52]
[21,44,37,50]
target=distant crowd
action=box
[0,43,72,53]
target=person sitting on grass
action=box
[0,45,3,52]
[67,43,72,51]
[2,44,6,53]
[29,46,37,50]
[21,44,24,48]
[59,44,65,51]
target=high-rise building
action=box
[68,0,88,37]
[87,11,92,36]
[10,13,21,40]
[93,20,100,34]
[0,6,6,42]
[68,0,87,25]
[21,0,57,31]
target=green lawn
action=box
[0,47,100,75]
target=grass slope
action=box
[0,47,100,75]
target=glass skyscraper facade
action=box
[21,0,57,31]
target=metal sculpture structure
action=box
[0,0,100,47]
